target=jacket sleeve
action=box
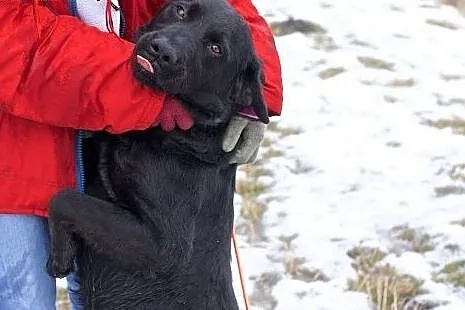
[228,0,283,116]
[0,3,165,134]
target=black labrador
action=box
[46,0,269,309]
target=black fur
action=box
[47,0,268,309]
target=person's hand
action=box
[222,107,267,165]
[152,96,194,131]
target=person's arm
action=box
[0,3,165,134]
[228,0,283,116]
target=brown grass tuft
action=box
[357,56,395,71]
[422,117,465,135]
[347,246,425,309]
[434,260,465,288]
[56,287,71,310]
[426,19,458,30]
[319,67,346,79]
[390,225,434,253]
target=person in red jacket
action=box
[0,0,282,309]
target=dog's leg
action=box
[47,189,194,274]
[47,213,78,278]
[97,140,118,202]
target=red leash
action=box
[232,229,250,310]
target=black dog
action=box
[47,0,269,309]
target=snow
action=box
[55,0,465,309]
[231,0,465,309]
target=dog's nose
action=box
[150,38,178,66]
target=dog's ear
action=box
[230,60,270,124]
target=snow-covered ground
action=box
[232,0,465,309]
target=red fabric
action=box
[0,0,282,217]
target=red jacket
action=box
[0,0,282,217]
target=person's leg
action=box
[66,270,85,310]
[0,215,56,310]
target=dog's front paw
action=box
[46,231,77,278]
[46,254,74,278]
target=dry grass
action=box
[385,78,416,88]
[236,163,273,198]
[263,195,286,205]
[438,97,465,107]
[295,266,330,283]
[434,163,465,196]
[235,165,271,241]
[240,200,267,223]
[236,178,269,199]
[422,117,465,135]
[283,256,306,276]
[435,185,465,197]
[347,247,387,274]
[393,33,410,39]
[350,39,375,48]
[236,163,274,242]
[384,95,397,104]
[440,0,457,6]
[319,67,346,79]
[357,56,395,71]
[425,19,458,30]
[235,122,296,242]
[386,141,402,148]
[434,260,465,288]
[265,123,303,139]
[459,0,465,16]
[304,59,328,72]
[278,233,299,251]
[451,218,465,227]
[249,272,281,310]
[277,126,303,138]
[284,257,330,283]
[262,148,285,159]
[445,163,465,182]
[313,34,338,51]
[266,121,280,132]
[261,136,273,148]
[440,73,465,81]
[56,287,71,310]
[389,5,403,12]
[390,225,434,253]
[240,165,274,180]
[443,243,461,253]
[270,18,326,37]
[277,234,330,283]
[320,2,332,9]
[347,246,425,310]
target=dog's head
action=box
[133,0,269,125]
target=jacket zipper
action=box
[68,0,85,193]
[75,131,86,193]
[70,0,125,194]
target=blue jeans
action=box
[0,215,84,310]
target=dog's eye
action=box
[208,43,222,56]
[175,5,186,19]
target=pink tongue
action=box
[136,55,154,73]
